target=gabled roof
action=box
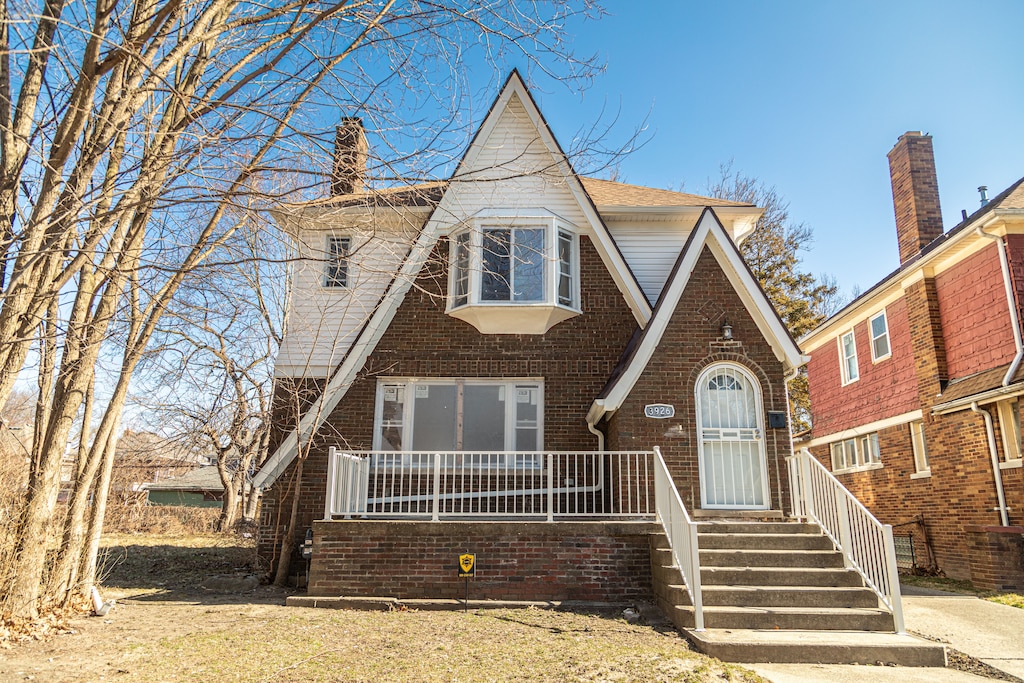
[802,174,1024,347]
[587,208,804,424]
[146,466,225,492]
[255,71,660,489]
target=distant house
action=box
[801,132,1024,588]
[146,466,225,508]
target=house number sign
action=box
[644,404,675,419]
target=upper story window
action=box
[869,310,891,361]
[323,236,350,288]
[839,330,859,385]
[447,212,580,334]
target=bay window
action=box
[447,212,580,334]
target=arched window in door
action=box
[696,364,769,509]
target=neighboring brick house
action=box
[252,71,803,592]
[801,132,1024,588]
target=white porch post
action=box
[323,446,337,521]
[432,452,442,522]
[546,453,554,522]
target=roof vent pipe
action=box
[979,185,989,206]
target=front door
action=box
[696,364,769,509]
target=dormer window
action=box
[447,212,580,334]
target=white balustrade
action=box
[788,447,905,634]
[652,446,704,631]
[323,449,655,520]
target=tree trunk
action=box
[273,456,304,587]
[78,421,121,592]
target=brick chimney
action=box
[888,132,943,264]
[331,118,368,196]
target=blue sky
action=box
[511,1,1024,299]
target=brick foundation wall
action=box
[965,525,1024,591]
[605,246,792,513]
[308,520,659,601]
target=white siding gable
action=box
[275,212,423,377]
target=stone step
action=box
[700,548,845,568]
[695,521,818,535]
[670,605,895,631]
[683,629,947,667]
[698,585,879,608]
[700,565,864,587]
[697,532,834,551]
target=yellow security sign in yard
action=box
[458,553,476,578]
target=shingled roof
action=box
[296,176,749,211]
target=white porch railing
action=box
[652,446,704,631]
[323,448,655,521]
[788,447,906,633]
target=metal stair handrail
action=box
[652,446,704,631]
[788,447,906,633]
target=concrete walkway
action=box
[746,584,1024,682]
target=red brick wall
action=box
[1004,234,1024,338]
[965,526,1024,591]
[935,243,1015,379]
[308,520,657,601]
[605,246,791,513]
[806,297,918,436]
[810,407,1023,580]
[259,236,641,572]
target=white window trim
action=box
[371,377,544,456]
[838,330,860,385]
[829,432,883,474]
[322,235,350,288]
[996,399,1022,464]
[910,420,930,477]
[869,310,891,362]
[446,214,581,313]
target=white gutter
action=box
[970,402,1011,527]
[975,227,1023,386]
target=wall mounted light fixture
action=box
[721,319,733,340]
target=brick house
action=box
[251,71,805,599]
[800,132,1024,588]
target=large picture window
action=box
[373,379,542,461]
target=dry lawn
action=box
[0,533,764,683]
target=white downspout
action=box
[587,420,605,452]
[970,402,1011,526]
[976,227,1024,386]
[782,365,802,515]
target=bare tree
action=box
[0,0,605,620]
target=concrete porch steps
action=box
[650,519,946,666]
